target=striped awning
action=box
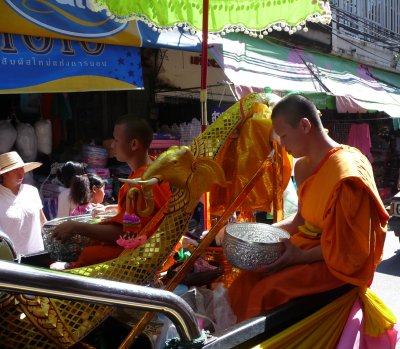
[210,33,400,119]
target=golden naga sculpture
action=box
[126,185,155,218]
[0,92,290,348]
[140,145,227,213]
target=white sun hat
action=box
[0,151,42,175]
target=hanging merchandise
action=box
[346,123,374,163]
[0,119,17,153]
[34,119,52,155]
[15,122,37,162]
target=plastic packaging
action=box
[16,122,37,161]
[0,119,17,153]
[35,119,52,155]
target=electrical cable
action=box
[330,3,400,47]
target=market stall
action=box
[4,2,379,349]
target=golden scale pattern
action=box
[0,93,270,347]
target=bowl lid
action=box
[225,222,290,244]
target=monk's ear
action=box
[130,138,140,151]
[299,118,312,133]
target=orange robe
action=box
[71,163,171,268]
[229,146,388,322]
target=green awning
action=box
[282,91,337,110]
[210,33,400,124]
[89,0,331,34]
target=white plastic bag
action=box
[0,119,17,153]
[283,179,298,217]
[35,119,52,155]
[16,122,37,161]
[211,283,237,332]
[181,283,237,333]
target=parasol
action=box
[88,0,332,127]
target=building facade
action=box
[331,0,400,71]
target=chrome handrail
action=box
[0,260,201,343]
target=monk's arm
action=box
[53,221,123,243]
[260,239,323,274]
[295,244,323,263]
[273,207,304,235]
[282,239,323,265]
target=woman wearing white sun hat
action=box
[0,151,46,256]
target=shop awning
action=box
[210,33,400,118]
[0,1,201,93]
[0,32,144,93]
[0,1,202,51]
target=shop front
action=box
[0,1,207,219]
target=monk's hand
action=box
[52,221,78,243]
[256,239,306,275]
[215,225,227,246]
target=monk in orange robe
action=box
[52,116,170,268]
[228,94,389,322]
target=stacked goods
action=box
[149,133,180,156]
[82,145,108,167]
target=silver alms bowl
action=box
[223,223,290,271]
[42,213,114,262]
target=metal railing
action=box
[0,260,202,344]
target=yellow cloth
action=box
[252,288,359,349]
[229,146,389,322]
[252,288,397,348]
[211,103,292,215]
[360,288,397,336]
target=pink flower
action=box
[116,235,147,249]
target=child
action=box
[56,161,87,217]
[69,173,106,216]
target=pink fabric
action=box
[336,95,368,114]
[70,203,92,216]
[346,123,374,162]
[336,298,363,349]
[336,297,399,349]
[234,85,262,99]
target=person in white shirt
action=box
[56,161,87,218]
[0,151,46,256]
